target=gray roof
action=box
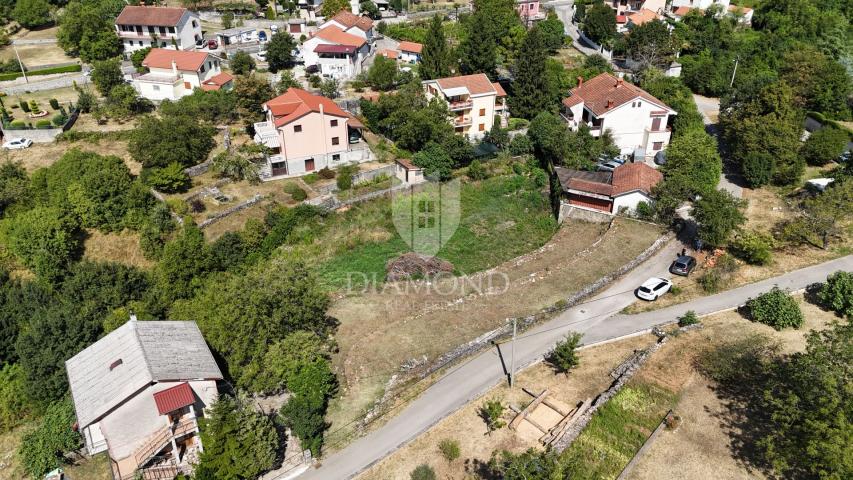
[66,321,223,428]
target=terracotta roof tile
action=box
[143,48,209,71]
[611,162,663,195]
[314,26,366,48]
[627,8,662,26]
[201,72,233,91]
[153,382,196,415]
[116,6,187,27]
[264,88,350,127]
[330,11,374,31]
[398,41,423,54]
[379,49,399,59]
[563,73,674,117]
[673,6,696,16]
[492,82,507,97]
[433,74,496,96]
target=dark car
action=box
[305,64,320,74]
[207,39,218,50]
[669,255,697,276]
[258,30,267,42]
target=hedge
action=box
[0,64,82,82]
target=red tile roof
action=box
[153,382,195,415]
[314,26,366,48]
[492,82,507,97]
[329,11,374,32]
[562,73,674,117]
[398,41,423,54]
[316,44,358,54]
[616,14,627,23]
[434,74,497,96]
[116,6,187,27]
[611,162,663,195]
[673,6,695,16]
[264,88,351,127]
[201,72,234,91]
[378,48,399,59]
[627,8,662,26]
[143,48,209,71]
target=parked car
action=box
[669,255,696,276]
[207,39,218,50]
[2,138,33,150]
[306,64,320,74]
[597,160,621,172]
[258,30,267,42]
[270,24,279,34]
[195,38,205,48]
[636,277,672,301]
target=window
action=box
[479,123,485,131]
[138,41,143,46]
[332,137,340,145]
[148,26,154,34]
[169,27,175,33]
[479,108,485,116]
[184,81,192,89]
[653,141,663,150]
[294,125,302,133]
[159,27,166,34]
[200,65,206,73]
[332,154,341,161]
[192,20,199,28]
[330,119,338,127]
[153,85,160,91]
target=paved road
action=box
[298,239,853,479]
[692,94,744,198]
[11,38,57,45]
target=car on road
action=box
[597,160,622,172]
[207,39,218,50]
[258,30,267,42]
[669,255,696,276]
[636,277,672,301]
[2,138,33,150]
[270,24,279,34]
[305,64,320,74]
[196,38,205,48]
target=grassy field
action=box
[0,424,111,480]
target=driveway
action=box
[295,239,853,479]
[692,94,743,198]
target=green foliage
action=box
[410,464,436,480]
[367,54,399,91]
[537,11,565,52]
[211,146,261,183]
[817,270,853,318]
[195,395,279,480]
[508,135,533,156]
[779,47,851,120]
[57,0,124,62]
[677,310,699,327]
[775,179,852,249]
[319,78,339,99]
[413,142,453,180]
[283,182,307,201]
[0,64,82,82]
[438,439,460,463]
[692,189,746,247]
[230,50,256,75]
[419,15,452,80]
[583,1,616,47]
[745,286,804,330]
[48,98,60,110]
[801,127,850,166]
[91,58,124,97]
[0,161,29,216]
[660,128,722,195]
[336,164,357,191]
[0,364,29,432]
[155,222,211,302]
[12,0,52,29]
[320,0,349,17]
[159,89,237,124]
[479,399,506,435]
[467,159,487,181]
[509,26,554,119]
[266,31,296,73]
[276,70,300,93]
[142,163,192,193]
[698,253,738,293]
[130,47,152,71]
[19,400,81,478]
[547,331,582,374]
[35,119,52,129]
[74,85,97,113]
[106,84,153,119]
[0,206,79,282]
[487,448,563,480]
[129,115,216,168]
[625,20,678,70]
[279,358,337,454]
[640,69,704,135]
[730,230,773,265]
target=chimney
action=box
[616,78,623,88]
[606,99,615,109]
[577,76,584,87]
[129,311,138,322]
[171,59,177,76]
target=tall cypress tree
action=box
[420,15,452,80]
[509,26,553,119]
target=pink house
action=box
[253,88,372,180]
[516,0,544,22]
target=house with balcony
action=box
[66,320,222,480]
[670,0,729,11]
[555,162,662,218]
[253,88,371,180]
[422,74,507,140]
[561,73,676,158]
[303,26,370,80]
[516,0,546,24]
[132,49,222,101]
[608,0,666,16]
[115,6,202,54]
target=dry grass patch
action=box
[0,139,138,174]
[0,426,25,480]
[82,229,154,270]
[0,44,75,68]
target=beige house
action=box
[66,320,222,480]
[115,6,202,54]
[422,74,507,140]
[133,48,223,101]
[253,88,371,180]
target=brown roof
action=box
[673,6,697,16]
[396,158,421,170]
[555,163,661,197]
[434,74,496,96]
[264,88,351,127]
[379,49,399,59]
[116,6,187,27]
[330,11,374,32]
[316,44,358,54]
[153,382,195,415]
[562,73,674,117]
[314,26,367,48]
[492,82,507,97]
[143,48,209,71]
[201,72,234,91]
[398,41,423,54]
[627,8,662,26]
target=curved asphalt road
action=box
[296,241,853,479]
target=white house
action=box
[115,6,202,54]
[215,27,257,46]
[133,49,222,101]
[398,41,423,63]
[561,73,677,158]
[670,0,730,11]
[66,320,222,480]
[395,158,425,185]
[303,26,369,80]
[423,74,508,140]
[555,162,662,217]
[321,10,374,41]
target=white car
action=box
[2,138,33,150]
[636,277,673,301]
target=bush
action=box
[9,120,26,128]
[410,464,436,480]
[188,198,206,213]
[283,183,307,201]
[143,164,192,193]
[35,119,51,129]
[318,167,336,179]
[507,117,530,130]
[479,400,506,435]
[635,201,653,220]
[698,254,738,293]
[0,64,82,82]
[546,332,582,374]
[19,100,29,113]
[19,400,81,478]
[467,160,487,180]
[801,128,849,166]
[438,439,460,463]
[0,364,29,432]
[51,113,67,126]
[166,198,189,215]
[508,135,533,156]
[48,98,59,110]
[745,287,804,330]
[677,310,699,327]
[817,270,853,318]
[303,173,320,184]
[730,230,773,265]
[336,165,358,191]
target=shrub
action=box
[188,198,206,213]
[318,167,336,179]
[283,183,307,201]
[635,201,653,220]
[438,439,460,463]
[9,120,25,128]
[51,113,67,126]
[303,173,320,184]
[508,135,533,156]
[801,127,849,166]
[744,287,804,330]
[336,165,358,191]
[142,164,192,193]
[817,270,853,318]
[19,400,81,478]
[35,119,51,129]
[19,100,29,112]
[730,230,773,265]
[166,198,189,215]
[48,98,59,110]
[508,117,530,130]
[547,332,582,374]
[0,364,29,432]
[467,159,487,180]
[678,310,699,327]
[479,400,506,435]
[410,464,436,480]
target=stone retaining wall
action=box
[199,194,263,229]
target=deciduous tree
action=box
[129,115,216,168]
[691,189,746,247]
[583,1,616,47]
[13,0,51,29]
[265,32,296,73]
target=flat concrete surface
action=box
[296,241,853,480]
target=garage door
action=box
[569,194,612,212]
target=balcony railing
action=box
[453,116,472,126]
[133,418,197,468]
[448,100,473,111]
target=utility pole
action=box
[729,56,739,89]
[13,44,27,83]
[509,318,517,388]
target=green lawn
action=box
[309,173,557,290]
[559,382,677,479]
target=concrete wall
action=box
[612,191,652,213]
